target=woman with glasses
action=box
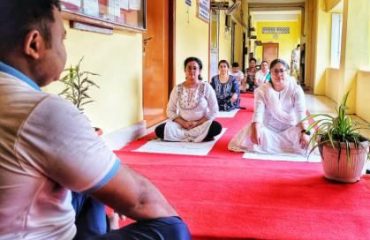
[228,59,310,155]
[210,60,240,111]
[154,57,222,142]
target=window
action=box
[61,0,146,32]
[331,13,342,68]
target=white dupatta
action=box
[261,77,298,126]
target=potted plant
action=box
[59,57,102,135]
[305,91,370,183]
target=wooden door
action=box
[262,43,279,65]
[143,0,170,127]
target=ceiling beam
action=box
[249,2,305,11]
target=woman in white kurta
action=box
[228,59,310,154]
[155,57,222,142]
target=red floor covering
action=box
[115,93,370,240]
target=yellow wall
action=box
[356,71,370,122]
[312,0,331,95]
[325,68,340,102]
[43,21,143,133]
[311,0,370,115]
[175,1,210,82]
[255,20,301,64]
[339,0,370,112]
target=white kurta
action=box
[228,78,307,154]
[255,70,270,87]
[164,81,219,142]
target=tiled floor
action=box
[305,94,337,114]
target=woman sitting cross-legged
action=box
[155,57,222,142]
[228,59,310,155]
[210,59,240,111]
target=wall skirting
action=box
[102,120,147,150]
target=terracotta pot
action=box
[320,141,369,183]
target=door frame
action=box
[262,42,279,64]
[142,0,174,127]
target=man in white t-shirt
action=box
[229,62,245,89]
[0,1,190,239]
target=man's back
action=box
[0,71,76,240]
[0,1,190,239]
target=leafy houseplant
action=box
[59,58,102,135]
[305,91,370,183]
[59,58,100,112]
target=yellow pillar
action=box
[325,0,342,11]
[340,0,370,113]
[312,0,331,95]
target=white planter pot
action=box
[320,141,369,183]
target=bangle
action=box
[301,129,311,135]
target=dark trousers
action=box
[218,97,240,112]
[155,120,222,141]
[91,216,190,240]
[72,192,191,240]
[72,192,107,239]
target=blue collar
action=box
[0,61,41,91]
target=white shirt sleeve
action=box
[166,85,179,120]
[16,95,120,193]
[252,87,265,123]
[204,82,219,120]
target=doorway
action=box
[262,42,279,64]
[142,0,172,127]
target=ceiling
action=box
[251,10,301,22]
[247,0,305,3]
[247,0,304,22]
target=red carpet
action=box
[115,93,370,240]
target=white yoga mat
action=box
[243,152,321,162]
[134,128,227,156]
[217,109,239,118]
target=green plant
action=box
[59,58,99,111]
[305,91,370,160]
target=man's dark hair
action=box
[0,0,61,56]
[249,58,257,63]
[231,62,239,68]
